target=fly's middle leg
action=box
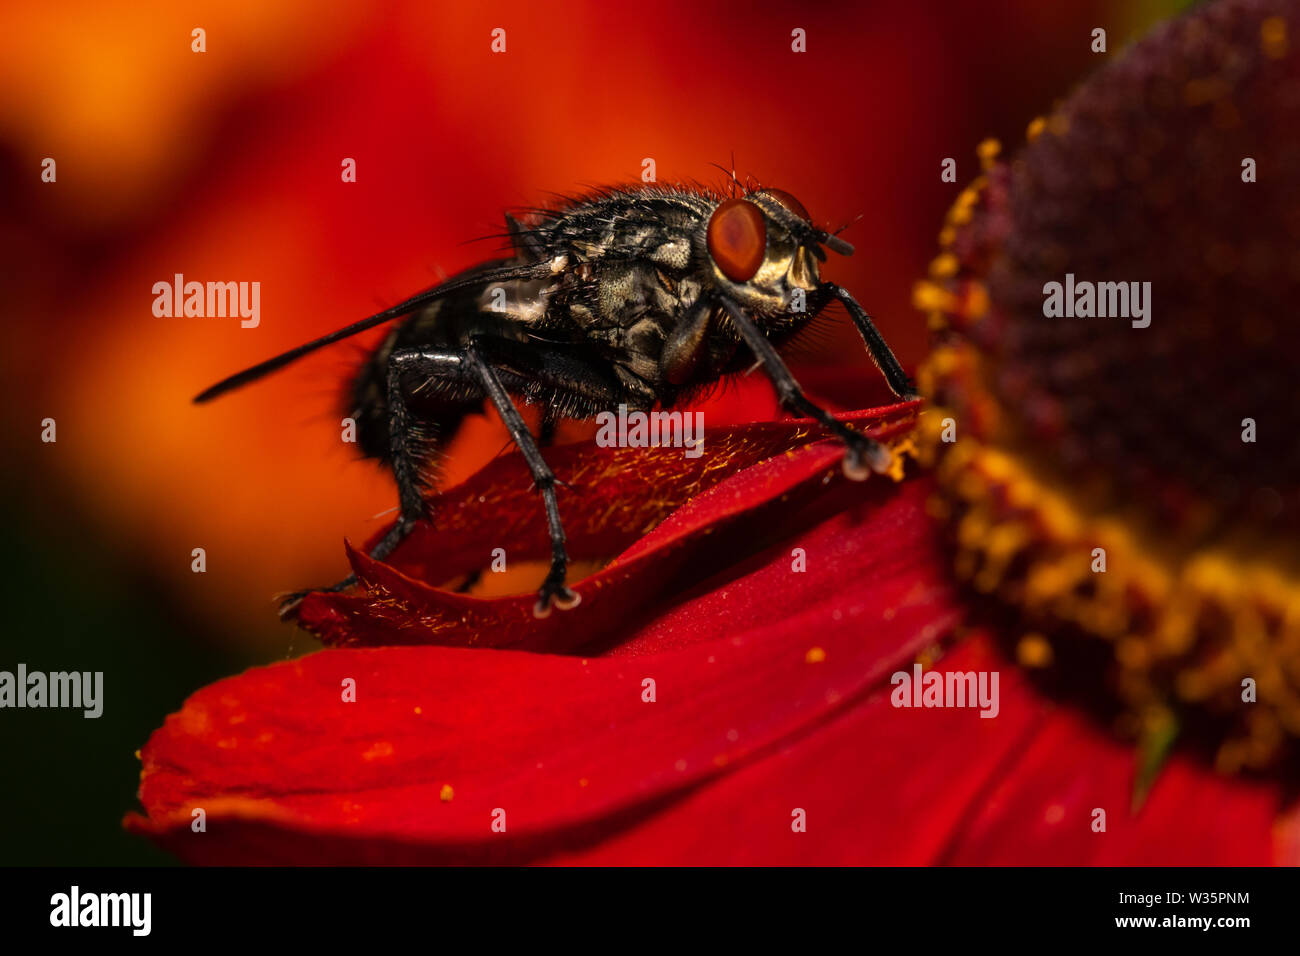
[461,339,580,618]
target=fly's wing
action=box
[192,260,557,403]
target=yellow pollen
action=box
[362,741,394,761]
[1017,634,1054,668]
[961,282,990,321]
[885,437,917,482]
[805,646,827,664]
[439,784,454,802]
[1261,16,1288,59]
[976,138,1001,170]
[912,280,956,313]
[929,252,959,278]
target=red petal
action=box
[549,634,1288,865]
[127,477,1290,864]
[126,480,961,863]
[297,402,919,652]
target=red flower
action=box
[126,0,1300,864]
[123,400,1294,864]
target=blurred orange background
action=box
[1,0,1192,648]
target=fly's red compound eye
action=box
[762,188,811,222]
[707,198,767,281]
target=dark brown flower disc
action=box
[916,0,1300,771]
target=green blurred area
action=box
[0,476,259,865]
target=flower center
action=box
[915,0,1300,772]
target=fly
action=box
[194,180,918,619]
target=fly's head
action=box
[700,188,853,317]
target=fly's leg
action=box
[278,350,457,619]
[717,295,892,480]
[461,339,579,618]
[277,510,419,618]
[454,568,484,593]
[820,283,919,401]
[280,338,622,620]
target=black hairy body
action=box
[196,182,917,619]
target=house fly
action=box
[194,180,918,619]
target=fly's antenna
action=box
[804,214,856,257]
[832,213,863,238]
[780,211,855,259]
[816,229,854,256]
[808,214,861,256]
[192,261,552,404]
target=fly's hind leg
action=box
[276,512,419,619]
[282,338,617,621]
[277,350,459,620]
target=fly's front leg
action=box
[463,339,580,618]
[717,296,892,479]
[821,283,919,401]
